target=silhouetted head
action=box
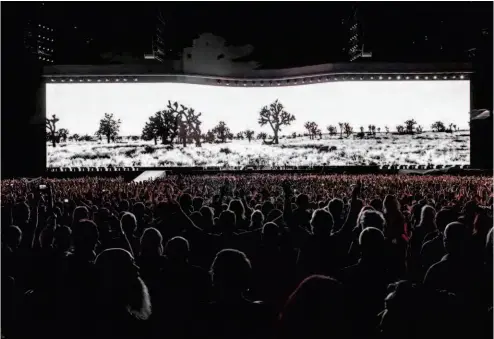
[72,206,89,226]
[384,195,401,215]
[179,194,193,213]
[190,211,203,228]
[328,198,344,220]
[296,194,310,210]
[132,202,145,219]
[192,197,203,212]
[473,211,492,235]
[310,209,334,236]
[210,249,251,296]
[120,212,137,236]
[420,205,436,228]
[95,248,151,320]
[228,199,245,221]
[279,275,345,339]
[358,209,386,232]
[218,210,236,233]
[119,200,130,212]
[443,222,468,255]
[12,202,30,224]
[261,201,275,218]
[435,209,455,233]
[3,225,22,250]
[250,210,264,228]
[165,236,189,263]
[73,219,99,252]
[262,222,279,244]
[140,227,163,256]
[359,227,385,260]
[54,225,72,252]
[463,200,478,219]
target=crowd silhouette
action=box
[1,174,493,339]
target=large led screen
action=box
[46,80,470,168]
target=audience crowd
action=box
[1,173,493,339]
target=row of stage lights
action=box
[47,164,470,173]
[47,74,468,86]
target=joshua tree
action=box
[204,130,215,143]
[396,125,405,134]
[258,99,295,144]
[385,126,390,134]
[368,125,373,135]
[404,119,417,134]
[212,121,233,143]
[431,121,446,132]
[244,130,255,143]
[257,132,267,141]
[338,122,344,138]
[416,125,423,134]
[142,110,179,145]
[58,128,69,143]
[71,133,80,142]
[96,113,121,143]
[46,114,60,147]
[292,132,297,139]
[377,127,381,134]
[326,125,337,137]
[236,132,245,140]
[360,126,364,133]
[343,123,353,137]
[371,125,376,136]
[304,121,320,140]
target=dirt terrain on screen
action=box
[47,132,469,168]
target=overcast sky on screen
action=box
[46,80,470,136]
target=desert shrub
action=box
[144,146,156,154]
[330,146,337,152]
[70,153,110,160]
[124,149,137,157]
[356,132,365,139]
[220,148,231,154]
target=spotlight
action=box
[460,75,464,79]
[116,79,120,82]
[97,79,102,82]
[105,79,109,82]
[123,78,128,82]
[351,77,355,80]
[379,76,383,80]
[406,76,410,79]
[277,82,280,86]
[61,79,65,82]
[433,76,437,79]
[134,78,138,82]
[415,76,419,79]
[69,79,73,82]
[87,79,92,82]
[425,76,429,80]
[243,82,247,86]
[443,76,447,79]
[397,76,401,80]
[388,76,392,80]
[317,78,321,82]
[334,77,338,81]
[50,79,55,82]
[226,81,230,86]
[370,76,374,80]
[79,79,84,82]
[452,76,456,79]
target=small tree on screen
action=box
[46,114,59,147]
[360,126,364,133]
[304,121,320,140]
[431,121,445,132]
[257,132,267,141]
[96,113,121,143]
[236,132,245,140]
[368,125,372,134]
[71,133,80,142]
[385,126,390,134]
[58,128,69,143]
[404,119,417,134]
[416,125,423,134]
[338,122,344,138]
[377,127,381,134]
[258,100,295,144]
[204,130,215,143]
[212,121,233,143]
[244,130,255,143]
[142,120,159,145]
[343,123,353,137]
[396,125,405,134]
[371,125,376,136]
[327,125,337,137]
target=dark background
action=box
[2,2,492,177]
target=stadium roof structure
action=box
[43,62,472,87]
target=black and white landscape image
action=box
[46,80,471,167]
